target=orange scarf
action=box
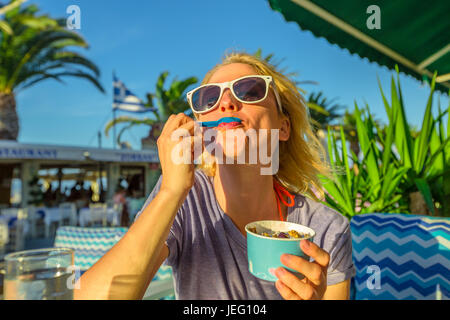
[273,179,295,221]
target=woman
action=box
[113,186,127,207]
[75,51,355,300]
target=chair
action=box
[143,265,176,300]
[0,219,8,259]
[0,208,28,252]
[111,203,123,227]
[34,207,64,239]
[27,206,46,238]
[59,203,78,226]
[53,226,175,299]
[54,226,128,272]
[106,202,123,227]
[88,203,108,227]
[350,213,450,300]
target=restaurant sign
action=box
[0,141,159,163]
[0,146,60,160]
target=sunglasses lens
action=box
[233,77,267,102]
[192,85,221,112]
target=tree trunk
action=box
[409,191,432,216]
[443,164,450,217]
[141,122,163,150]
[0,92,19,140]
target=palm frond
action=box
[0,20,13,34]
[1,3,103,93]
[104,116,157,137]
[0,0,27,15]
[307,91,345,130]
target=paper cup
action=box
[245,220,315,282]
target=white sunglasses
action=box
[186,75,283,114]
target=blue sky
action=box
[16,0,449,149]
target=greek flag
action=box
[113,74,153,113]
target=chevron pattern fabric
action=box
[54,226,128,271]
[54,226,175,299]
[154,264,173,281]
[350,213,450,300]
[154,264,175,300]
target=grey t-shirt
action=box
[135,169,355,300]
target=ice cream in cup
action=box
[245,220,315,282]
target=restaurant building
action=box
[0,140,160,208]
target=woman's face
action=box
[197,63,290,165]
[197,63,289,138]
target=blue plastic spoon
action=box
[199,117,242,128]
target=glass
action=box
[192,85,221,111]
[186,75,284,114]
[4,248,75,300]
[191,77,268,112]
[233,77,267,102]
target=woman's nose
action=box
[218,89,238,112]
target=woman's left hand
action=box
[272,239,330,300]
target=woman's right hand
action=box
[157,113,201,197]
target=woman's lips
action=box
[200,116,242,128]
[217,121,242,129]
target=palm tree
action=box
[0,0,25,34]
[0,0,25,14]
[104,71,197,148]
[306,91,345,132]
[254,48,319,89]
[253,48,338,122]
[0,1,104,140]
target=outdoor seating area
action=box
[1,210,448,300]
[0,203,125,255]
[0,223,175,300]
[53,226,175,300]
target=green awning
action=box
[268,0,450,94]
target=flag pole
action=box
[113,70,117,149]
[113,108,117,149]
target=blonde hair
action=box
[193,50,331,201]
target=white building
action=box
[0,140,160,208]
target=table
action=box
[79,208,120,227]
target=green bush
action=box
[320,68,450,218]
